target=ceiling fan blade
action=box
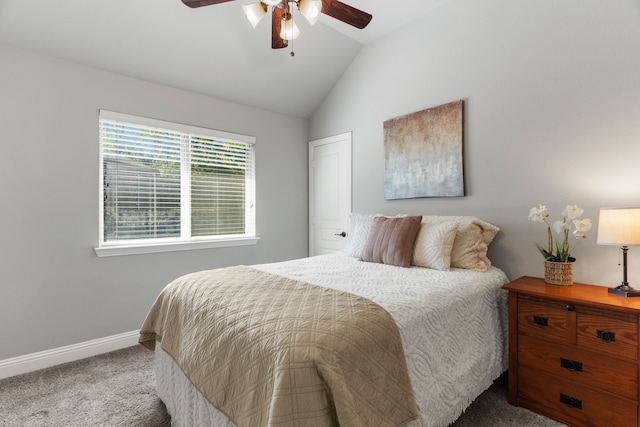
[272,7,288,49]
[321,0,372,29]
[181,0,234,8]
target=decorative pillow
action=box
[411,221,459,270]
[361,216,422,267]
[420,216,499,271]
[345,213,382,258]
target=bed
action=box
[140,214,509,427]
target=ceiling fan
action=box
[181,0,372,52]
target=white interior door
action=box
[309,133,352,256]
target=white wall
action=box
[310,0,640,285]
[0,44,309,360]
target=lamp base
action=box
[608,284,640,297]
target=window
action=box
[95,110,257,257]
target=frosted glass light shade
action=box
[280,16,300,40]
[262,0,282,6]
[298,0,322,25]
[597,207,640,245]
[242,3,267,28]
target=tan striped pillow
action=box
[361,216,422,267]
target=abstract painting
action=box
[383,100,464,200]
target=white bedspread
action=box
[155,253,509,427]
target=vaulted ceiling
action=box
[0,0,449,118]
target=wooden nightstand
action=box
[503,276,640,427]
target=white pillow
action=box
[411,221,458,270]
[345,213,381,258]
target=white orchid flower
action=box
[552,220,569,234]
[563,204,584,220]
[573,218,592,239]
[529,203,591,262]
[528,205,550,223]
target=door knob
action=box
[334,231,347,237]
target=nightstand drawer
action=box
[518,366,638,427]
[517,295,571,343]
[518,335,638,400]
[577,307,638,360]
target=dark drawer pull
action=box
[596,329,616,342]
[560,393,582,410]
[560,357,583,372]
[566,304,575,311]
[533,315,548,326]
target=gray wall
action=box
[0,44,309,359]
[310,0,640,285]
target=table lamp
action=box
[597,207,640,297]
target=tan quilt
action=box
[139,265,418,427]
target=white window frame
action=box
[94,110,258,257]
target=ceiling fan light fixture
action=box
[280,13,300,40]
[242,3,267,28]
[298,0,322,25]
[179,0,372,51]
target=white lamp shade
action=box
[262,0,282,6]
[280,16,300,40]
[242,3,267,28]
[597,207,640,245]
[298,0,322,25]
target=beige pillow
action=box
[411,221,459,270]
[361,216,422,267]
[420,216,500,271]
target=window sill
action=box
[94,237,260,258]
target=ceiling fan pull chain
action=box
[286,3,295,57]
[290,31,295,57]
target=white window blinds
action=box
[99,110,255,246]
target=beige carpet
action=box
[0,345,565,426]
[0,346,169,427]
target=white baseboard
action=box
[0,330,140,380]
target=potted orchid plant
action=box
[528,204,592,262]
[528,204,592,286]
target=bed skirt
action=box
[155,344,235,427]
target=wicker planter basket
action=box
[544,261,573,285]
